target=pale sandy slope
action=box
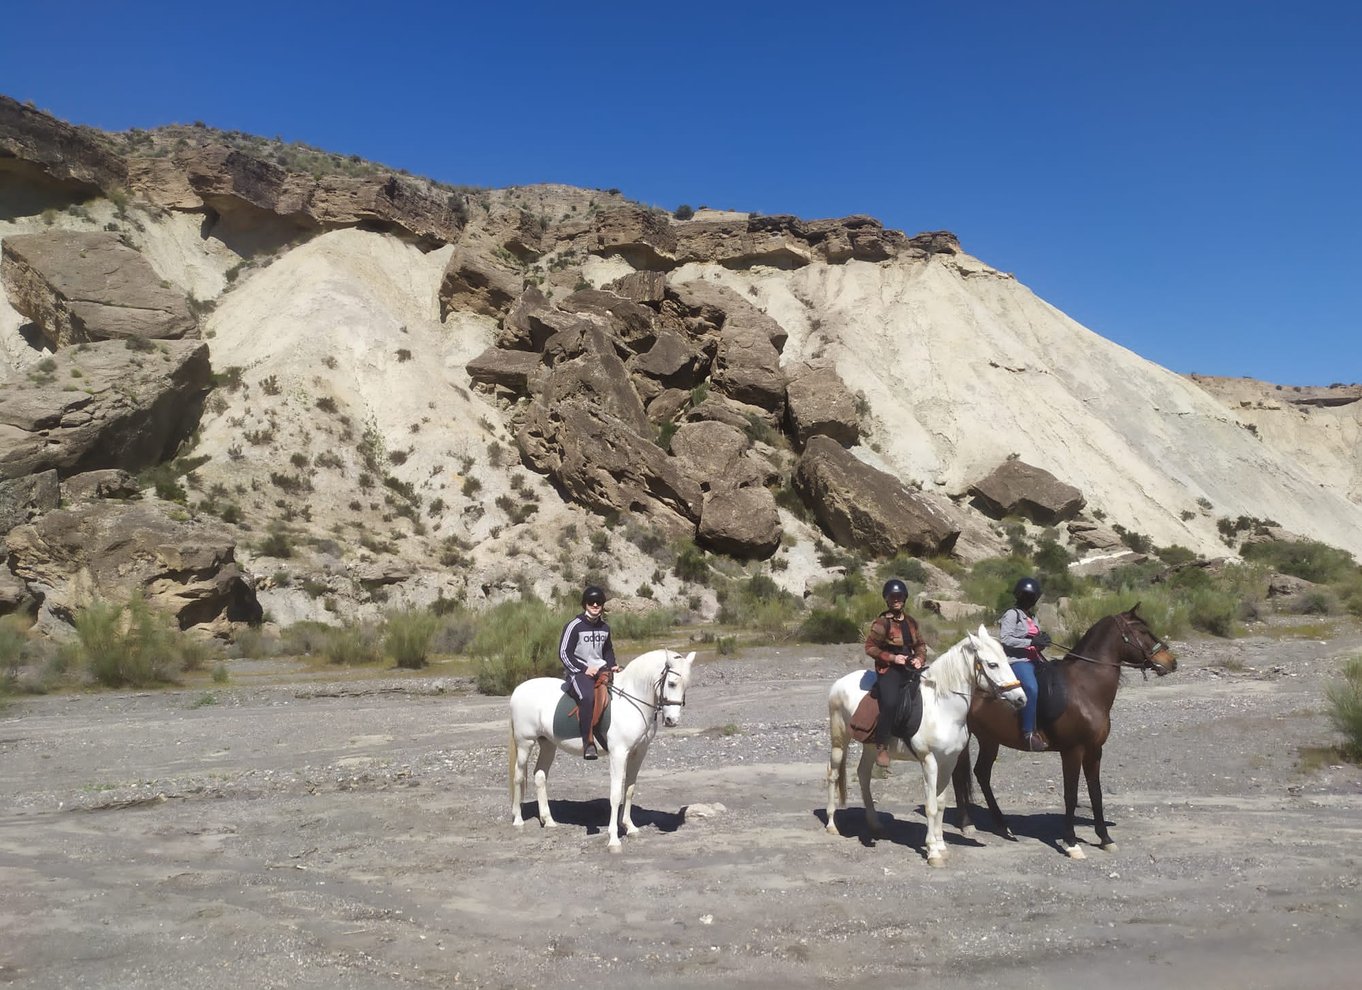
[682,250,1362,559]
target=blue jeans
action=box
[1011,660,1038,734]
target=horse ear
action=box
[1130,601,1142,616]
[684,651,696,665]
[977,623,988,639]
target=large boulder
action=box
[628,330,710,390]
[665,282,787,411]
[969,460,1086,525]
[560,289,657,353]
[0,338,211,480]
[465,346,543,397]
[2,232,197,348]
[4,498,261,632]
[698,487,781,558]
[606,270,668,305]
[669,420,770,493]
[794,436,959,556]
[785,368,860,447]
[438,234,524,320]
[497,286,571,352]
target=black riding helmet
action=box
[1013,577,1041,610]
[882,578,909,606]
[582,585,606,608]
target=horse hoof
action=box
[541,819,558,829]
[1100,841,1118,853]
[1063,843,1087,860]
[960,824,976,836]
[608,843,622,855]
[512,818,525,829]
[927,854,946,869]
[825,823,840,836]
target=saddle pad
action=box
[1035,660,1068,726]
[849,693,879,743]
[552,691,611,749]
[849,676,923,746]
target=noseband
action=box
[973,649,1022,696]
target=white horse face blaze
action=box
[974,631,1026,711]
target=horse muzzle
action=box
[1151,648,1177,675]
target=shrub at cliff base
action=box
[383,608,439,669]
[64,598,180,688]
[1326,656,1362,760]
[472,599,564,695]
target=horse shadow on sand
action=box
[517,798,685,837]
[814,805,1100,854]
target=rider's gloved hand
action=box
[1031,632,1052,650]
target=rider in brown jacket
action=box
[864,578,928,772]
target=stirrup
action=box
[583,743,598,760]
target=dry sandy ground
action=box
[3,627,1362,989]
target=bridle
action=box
[1056,613,1174,675]
[974,649,1022,696]
[609,656,687,723]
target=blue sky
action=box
[4,1,1358,385]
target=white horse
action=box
[509,648,695,852]
[825,626,1025,867]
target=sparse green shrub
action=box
[323,622,382,665]
[260,374,281,395]
[610,609,679,641]
[65,598,177,688]
[471,599,564,695]
[1242,540,1356,585]
[383,608,439,669]
[258,529,293,557]
[673,204,695,220]
[797,608,862,644]
[1326,656,1362,760]
[674,545,710,583]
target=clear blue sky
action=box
[5,1,1358,385]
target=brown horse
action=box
[951,606,1176,858]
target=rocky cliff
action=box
[2,96,1358,632]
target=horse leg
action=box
[973,739,1016,841]
[533,741,558,828]
[1059,744,1087,859]
[856,746,887,838]
[952,740,976,834]
[825,722,849,835]
[606,746,628,852]
[621,745,647,837]
[510,729,532,827]
[1084,745,1116,851]
[921,751,947,868]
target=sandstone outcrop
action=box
[5,498,261,631]
[0,94,126,195]
[0,338,210,480]
[2,231,197,348]
[465,346,543,397]
[969,460,1085,525]
[794,436,959,556]
[0,470,58,535]
[669,420,767,492]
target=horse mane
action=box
[1071,612,1121,655]
[618,648,672,692]
[923,635,975,696]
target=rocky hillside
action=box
[2,95,1359,635]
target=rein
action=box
[1049,614,1172,676]
[608,658,686,723]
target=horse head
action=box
[966,625,1027,710]
[659,650,696,727]
[1115,605,1177,675]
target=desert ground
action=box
[3,624,1361,989]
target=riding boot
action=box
[1024,731,1048,752]
[874,745,892,778]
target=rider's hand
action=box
[1032,632,1052,650]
